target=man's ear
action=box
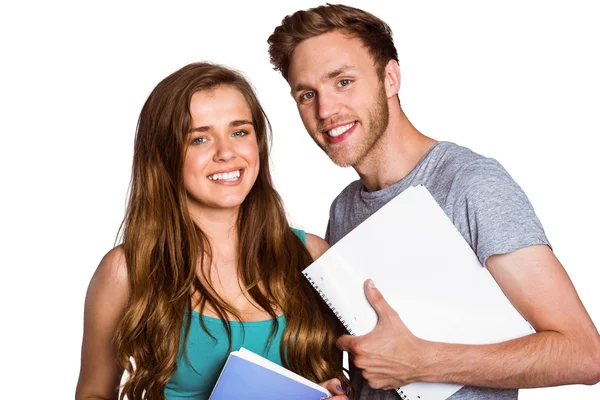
[383,59,401,98]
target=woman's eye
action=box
[232,130,248,137]
[192,137,207,144]
[338,79,351,87]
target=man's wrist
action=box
[395,337,441,385]
[414,339,448,384]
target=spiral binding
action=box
[303,273,355,336]
[304,272,414,400]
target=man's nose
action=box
[317,91,341,121]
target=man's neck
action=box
[355,107,437,192]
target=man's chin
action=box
[326,150,358,168]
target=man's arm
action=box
[336,245,600,390]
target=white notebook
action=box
[302,185,534,400]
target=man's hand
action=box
[336,279,428,390]
[318,378,348,399]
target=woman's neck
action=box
[192,207,239,244]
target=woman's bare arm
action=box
[305,233,330,260]
[76,247,129,400]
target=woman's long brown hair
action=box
[114,63,345,400]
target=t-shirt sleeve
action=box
[324,220,332,243]
[324,192,341,244]
[450,158,550,267]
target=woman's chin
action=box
[212,195,249,211]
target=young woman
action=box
[75,63,348,400]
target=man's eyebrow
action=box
[291,65,356,94]
[323,65,355,81]
[189,119,253,133]
[290,83,311,95]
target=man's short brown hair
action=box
[267,3,399,81]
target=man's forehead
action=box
[291,64,358,91]
[288,34,368,88]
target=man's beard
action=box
[320,86,390,168]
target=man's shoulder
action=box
[432,142,511,187]
[330,179,362,209]
[432,142,496,171]
[325,180,363,243]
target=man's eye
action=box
[301,92,315,102]
[338,79,351,87]
[192,137,207,144]
[232,130,248,137]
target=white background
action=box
[1,0,598,398]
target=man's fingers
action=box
[364,279,398,320]
[336,334,354,352]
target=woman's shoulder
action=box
[94,245,128,287]
[304,233,330,261]
[85,245,129,314]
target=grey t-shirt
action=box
[325,141,549,400]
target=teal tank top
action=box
[164,228,306,400]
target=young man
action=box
[268,4,600,400]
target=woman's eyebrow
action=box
[190,119,253,133]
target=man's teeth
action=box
[327,122,355,137]
[208,170,241,181]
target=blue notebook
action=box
[209,347,331,400]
